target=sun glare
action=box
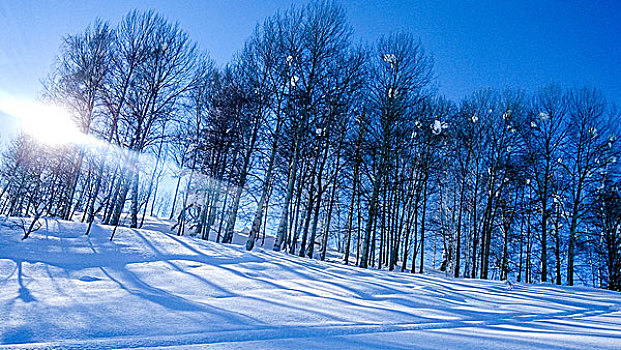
[0,94,85,146]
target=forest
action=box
[1,1,619,291]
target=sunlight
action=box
[0,94,85,146]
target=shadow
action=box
[130,229,237,298]
[3,217,620,349]
[79,275,101,282]
[1,326,34,344]
[16,260,36,303]
[99,266,265,326]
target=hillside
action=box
[1,217,620,349]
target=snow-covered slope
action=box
[0,218,620,349]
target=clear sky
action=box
[1,0,620,139]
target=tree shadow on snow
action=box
[16,260,36,303]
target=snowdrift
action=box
[1,217,620,349]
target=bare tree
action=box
[359,32,432,269]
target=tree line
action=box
[1,1,619,291]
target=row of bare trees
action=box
[0,1,619,290]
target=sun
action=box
[0,94,85,146]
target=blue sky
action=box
[1,0,620,138]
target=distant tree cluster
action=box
[0,1,619,291]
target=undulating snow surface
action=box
[1,217,620,349]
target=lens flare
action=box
[0,93,85,145]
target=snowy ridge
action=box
[1,218,620,349]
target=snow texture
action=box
[1,217,620,349]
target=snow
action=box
[1,217,620,349]
[431,120,448,136]
[382,54,397,69]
